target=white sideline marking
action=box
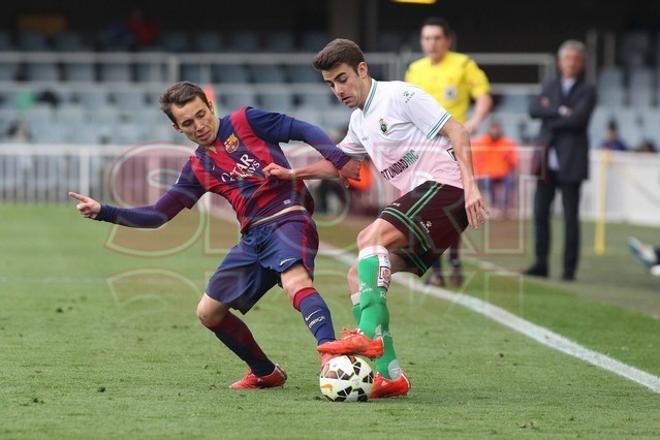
[319,244,660,394]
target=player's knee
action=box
[196,295,227,328]
[356,226,375,250]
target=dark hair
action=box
[313,38,365,72]
[422,17,453,38]
[159,81,211,124]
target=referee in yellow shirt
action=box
[405,17,493,287]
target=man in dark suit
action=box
[526,40,597,281]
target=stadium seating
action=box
[1,28,659,147]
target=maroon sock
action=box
[205,311,274,376]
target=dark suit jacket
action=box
[528,76,597,183]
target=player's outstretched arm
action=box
[440,118,488,229]
[68,189,187,228]
[264,158,360,180]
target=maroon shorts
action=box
[379,181,468,276]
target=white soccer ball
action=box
[319,355,374,402]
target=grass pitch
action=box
[1,204,659,439]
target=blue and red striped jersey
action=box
[171,106,335,231]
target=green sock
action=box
[376,329,400,380]
[357,253,388,339]
[357,246,399,379]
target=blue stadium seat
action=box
[0,63,19,81]
[77,89,110,110]
[227,31,260,52]
[100,64,132,82]
[497,94,530,113]
[64,63,96,82]
[86,105,120,125]
[160,31,190,53]
[72,125,103,144]
[627,68,654,107]
[17,31,49,51]
[298,92,332,109]
[181,64,212,84]
[599,88,626,108]
[598,67,624,91]
[212,64,250,83]
[0,31,13,50]
[223,89,258,111]
[135,63,167,82]
[259,91,294,112]
[25,104,54,124]
[265,31,295,53]
[378,31,403,52]
[111,122,147,145]
[193,31,224,52]
[55,104,86,124]
[285,65,322,83]
[112,90,147,109]
[251,65,285,83]
[26,63,59,82]
[31,121,70,143]
[53,32,87,51]
[300,31,329,52]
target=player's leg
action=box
[196,293,285,389]
[527,172,557,276]
[202,241,285,389]
[560,181,581,280]
[259,213,336,357]
[280,264,336,347]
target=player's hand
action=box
[463,182,488,229]
[68,191,101,219]
[338,158,361,180]
[263,163,295,180]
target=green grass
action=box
[1,204,660,439]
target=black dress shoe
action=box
[523,264,548,278]
[561,272,575,281]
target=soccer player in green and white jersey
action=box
[313,39,486,398]
[268,39,487,398]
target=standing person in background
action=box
[405,17,493,287]
[471,119,518,218]
[525,40,596,281]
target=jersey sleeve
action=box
[396,85,452,140]
[245,107,294,143]
[170,159,206,209]
[465,58,491,99]
[337,122,368,158]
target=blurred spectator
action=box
[472,119,518,218]
[405,16,493,288]
[525,40,596,281]
[634,139,657,153]
[628,237,660,276]
[127,8,159,48]
[5,119,31,143]
[599,119,627,151]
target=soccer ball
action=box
[319,355,374,402]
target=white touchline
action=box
[318,244,660,394]
[206,205,660,394]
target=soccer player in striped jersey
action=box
[272,39,487,398]
[69,81,360,389]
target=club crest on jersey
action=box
[224,133,240,153]
[379,118,389,135]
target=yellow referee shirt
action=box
[405,51,491,123]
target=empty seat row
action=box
[0,29,335,53]
[0,62,324,84]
